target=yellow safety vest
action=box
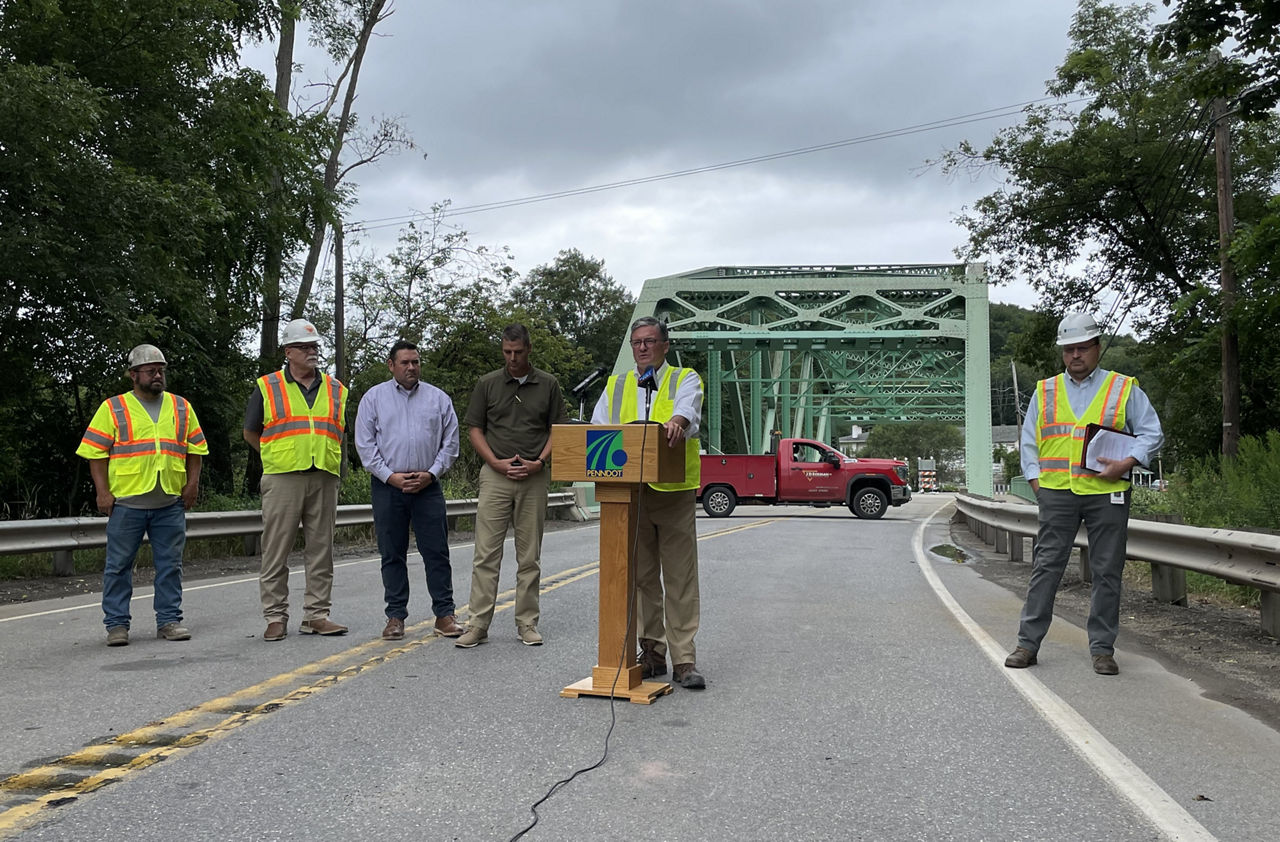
[604,367,701,492]
[1036,371,1134,494]
[76,392,208,497]
[257,371,347,476]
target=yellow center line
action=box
[0,521,780,836]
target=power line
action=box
[347,96,1079,235]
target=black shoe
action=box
[638,638,667,678]
[1092,654,1119,675]
[672,663,706,689]
[1004,646,1037,669]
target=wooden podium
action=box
[550,423,685,703]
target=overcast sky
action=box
[250,0,1118,309]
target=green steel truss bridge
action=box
[613,263,994,496]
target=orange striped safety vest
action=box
[257,370,347,475]
[76,392,207,496]
[1035,371,1133,494]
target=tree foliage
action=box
[517,249,636,411]
[861,421,965,482]
[337,216,633,490]
[520,249,636,369]
[0,0,327,515]
[941,0,1280,461]
[1158,0,1280,115]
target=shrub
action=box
[1165,432,1280,531]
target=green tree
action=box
[518,250,636,369]
[0,0,324,514]
[1157,0,1280,116]
[940,0,1280,460]
[341,205,517,393]
[862,421,965,482]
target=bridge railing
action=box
[952,493,1280,638]
[0,491,588,576]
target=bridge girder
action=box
[616,264,993,495]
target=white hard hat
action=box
[1056,312,1103,345]
[127,344,166,368]
[281,318,321,347]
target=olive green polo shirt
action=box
[464,365,569,460]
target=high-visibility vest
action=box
[76,392,208,497]
[604,367,701,492]
[1035,371,1134,494]
[257,370,347,476]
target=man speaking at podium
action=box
[591,316,706,689]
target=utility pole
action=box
[1010,360,1024,431]
[333,222,346,385]
[1214,96,1240,458]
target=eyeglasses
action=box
[134,366,166,377]
[1062,342,1098,356]
[630,338,664,348]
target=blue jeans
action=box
[371,478,454,620]
[103,501,186,629]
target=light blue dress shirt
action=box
[1020,366,1163,481]
[355,379,459,484]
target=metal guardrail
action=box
[0,492,584,575]
[953,493,1280,637]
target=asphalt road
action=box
[1,495,1278,840]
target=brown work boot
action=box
[263,621,287,642]
[156,623,191,641]
[299,617,348,636]
[638,638,667,678]
[434,615,465,638]
[1004,646,1037,669]
[672,663,706,690]
[1092,654,1119,675]
[382,617,405,640]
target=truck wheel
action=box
[849,487,888,519]
[702,486,736,518]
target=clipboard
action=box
[1080,423,1135,477]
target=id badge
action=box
[1110,491,1125,505]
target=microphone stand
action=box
[571,365,608,421]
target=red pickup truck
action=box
[698,438,911,519]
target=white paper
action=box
[1084,428,1132,473]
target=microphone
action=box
[571,364,608,397]
[637,367,657,392]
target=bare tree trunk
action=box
[259,3,300,368]
[334,222,346,384]
[292,0,389,318]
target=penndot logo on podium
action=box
[586,430,628,478]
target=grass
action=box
[1124,561,1262,609]
[930,544,968,563]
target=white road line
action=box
[912,502,1216,842]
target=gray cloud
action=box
[263,0,1094,304]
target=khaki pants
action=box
[259,471,339,623]
[466,464,549,630]
[635,486,700,665]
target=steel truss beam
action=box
[615,264,993,495]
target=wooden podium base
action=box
[550,425,685,706]
[561,664,672,704]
